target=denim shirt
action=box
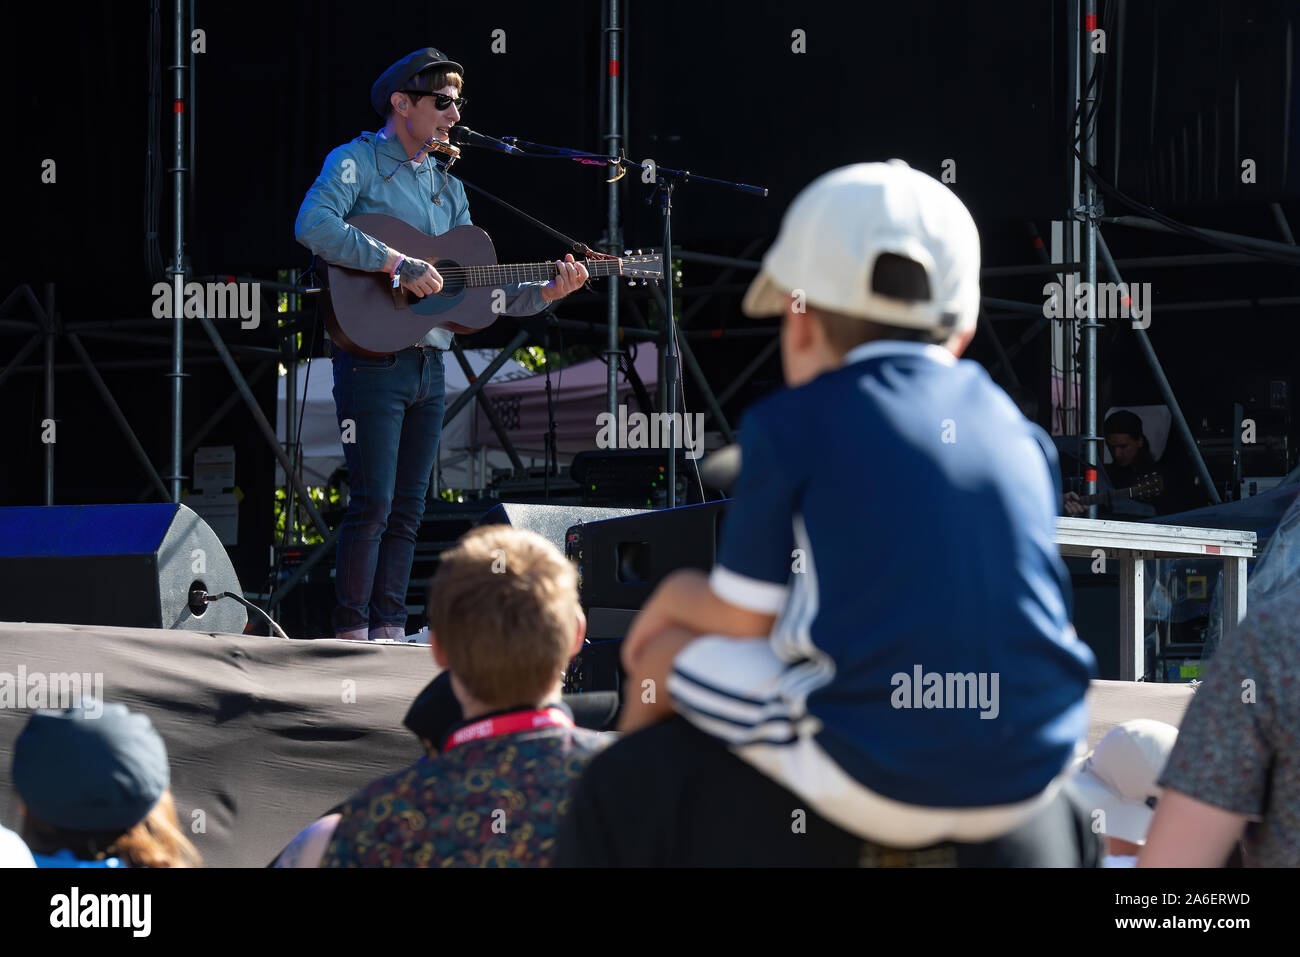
[294,129,547,348]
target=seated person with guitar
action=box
[1063,410,1167,518]
[294,47,589,641]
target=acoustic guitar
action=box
[1071,472,1165,509]
[323,214,664,356]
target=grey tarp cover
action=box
[0,622,434,867]
[0,621,1193,867]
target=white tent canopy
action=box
[276,346,662,490]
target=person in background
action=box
[11,702,202,868]
[1068,719,1178,867]
[1064,410,1177,517]
[1140,587,1300,867]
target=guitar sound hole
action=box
[433,260,465,297]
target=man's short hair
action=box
[426,526,578,708]
[385,67,463,116]
[1104,409,1144,439]
[809,253,940,353]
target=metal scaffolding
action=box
[7,1,1296,623]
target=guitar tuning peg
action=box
[636,248,643,255]
[623,249,631,255]
[627,279,636,287]
[640,279,647,286]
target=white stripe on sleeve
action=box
[709,565,789,615]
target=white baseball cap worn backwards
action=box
[742,160,982,337]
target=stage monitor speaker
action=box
[0,504,247,633]
[474,503,647,554]
[566,501,729,614]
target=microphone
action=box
[450,126,524,155]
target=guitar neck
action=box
[1076,485,1141,508]
[450,258,626,287]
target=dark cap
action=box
[11,702,170,832]
[371,47,464,117]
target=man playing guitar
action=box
[1063,410,1167,518]
[294,47,588,640]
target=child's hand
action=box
[621,607,674,672]
[616,625,699,734]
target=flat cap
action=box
[371,47,464,116]
[12,702,170,833]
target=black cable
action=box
[1080,154,1300,267]
[1066,2,1300,268]
[205,591,290,639]
[672,328,707,504]
[541,325,565,501]
[544,354,555,502]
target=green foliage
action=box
[511,343,592,373]
[274,485,341,545]
[513,344,549,371]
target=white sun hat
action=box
[1070,718,1179,845]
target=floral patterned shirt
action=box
[321,723,609,867]
[1158,588,1300,866]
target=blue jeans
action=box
[331,347,446,638]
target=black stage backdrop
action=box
[3,0,1074,320]
[6,0,1300,310]
[2,1,1300,589]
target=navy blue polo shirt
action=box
[707,339,1096,808]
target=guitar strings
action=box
[424,260,632,285]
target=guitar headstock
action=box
[619,248,664,281]
[1131,472,1165,502]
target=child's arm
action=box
[621,568,776,671]
[617,626,698,733]
[617,570,777,734]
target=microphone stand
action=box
[456,136,768,508]
[632,160,766,507]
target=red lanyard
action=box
[442,707,574,751]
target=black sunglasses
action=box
[399,90,466,111]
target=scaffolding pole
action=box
[1080,0,1102,511]
[1096,231,1223,504]
[166,0,188,502]
[602,0,624,437]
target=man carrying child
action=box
[561,161,1098,866]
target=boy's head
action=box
[425,525,584,711]
[742,161,982,387]
[1104,410,1148,468]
